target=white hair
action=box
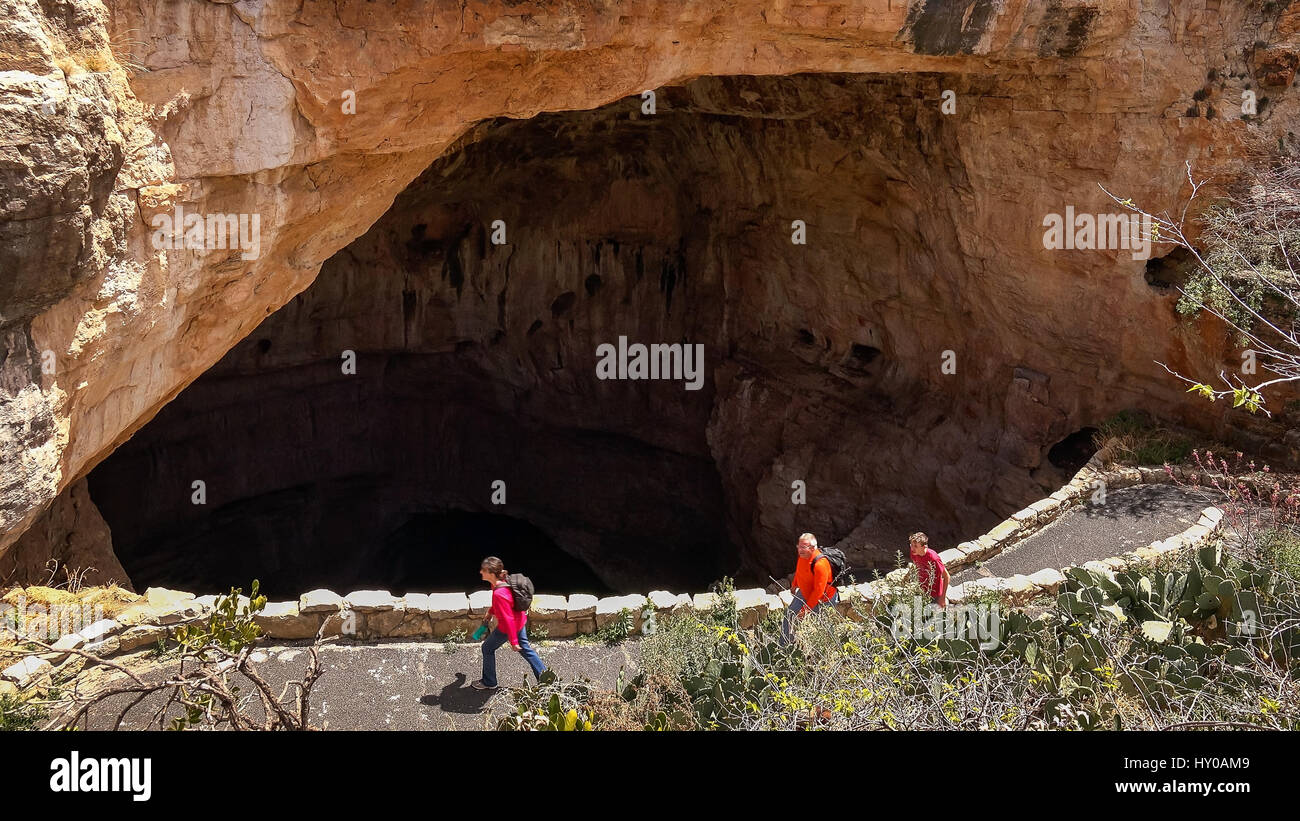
[798,532,817,547]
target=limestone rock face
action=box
[1,479,129,589]
[83,69,1300,591]
[2,0,1300,588]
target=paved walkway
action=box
[70,638,641,731]
[952,484,1211,585]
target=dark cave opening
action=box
[80,72,1081,600]
[1144,247,1196,290]
[85,349,737,598]
[1047,427,1099,473]
[376,511,614,597]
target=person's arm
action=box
[804,557,830,613]
[936,553,951,605]
[494,588,522,648]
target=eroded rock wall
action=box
[1,478,128,589]
[3,0,1300,584]
[88,71,1300,590]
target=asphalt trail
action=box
[952,484,1211,585]
[71,639,641,731]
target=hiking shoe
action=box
[470,679,498,691]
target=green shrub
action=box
[758,609,784,635]
[172,580,265,656]
[578,609,634,646]
[1176,193,1300,340]
[707,577,739,629]
[1257,527,1300,581]
[496,672,596,731]
[1176,266,1265,335]
[1093,410,1192,466]
[0,693,47,731]
[498,538,1300,731]
[442,627,468,654]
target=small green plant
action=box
[0,692,47,732]
[497,672,596,731]
[963,582,1005,611]
[1258,527,1300,580]
[165,583,267,730]
[758,609,784,635]
[708,576,739,629]
[442,627,468,654]
[527,623,549,643]
[1093,410,1192,466]
[579,609,636,646]
[172,581,266,657]
[148,635,178,659]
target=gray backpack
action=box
[506,573,534,612]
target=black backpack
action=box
[506,573,534,612]
[811,548,849,585]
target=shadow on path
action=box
[420,672,494,714]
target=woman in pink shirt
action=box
[472,556,548,690]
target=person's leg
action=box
[480,628,507,687]
[809,590,840,614]
[781,591,807,644]
[516,626,547,679]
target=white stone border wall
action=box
[1,459,1219,691]
[943,505,1225,608]
[927,457,1178,578]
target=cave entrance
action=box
[1047,427,1099,474]
[84,72,1056,600]
[376,511,613,596]
[85,346,736,597]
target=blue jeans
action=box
[481,625,547,687]
[781,589,840,644]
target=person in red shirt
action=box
[780,533,840,643]
[908,532,950,607]
[471,556,547,690]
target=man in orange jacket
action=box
[780,532,840,643]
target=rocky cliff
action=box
[3,0,1299,590]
